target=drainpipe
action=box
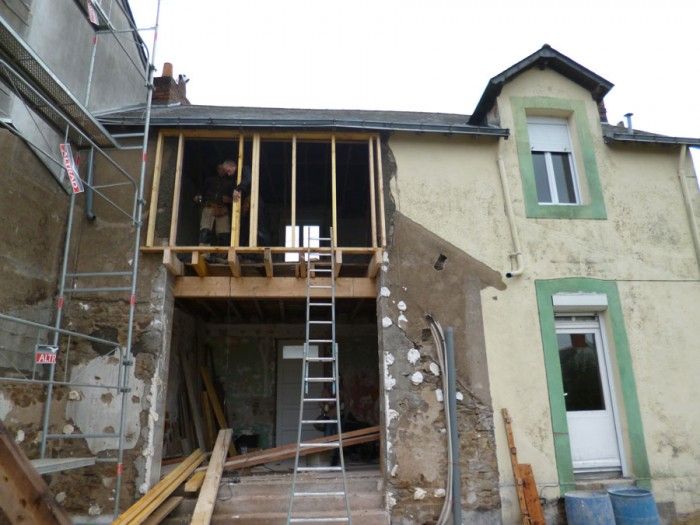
[445,327,462,525]
[678,145,700,272]
[497,139,524,277]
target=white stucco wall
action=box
[389,67,700,522]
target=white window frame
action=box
[528,116,582,205]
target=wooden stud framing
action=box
[191,252,209,277]
[367,249,382,278]
[146,131,164,247]
[167,133,185,247]
[191,429,233,525]
[334,249,342,278]
[368,137,378,248]
[331,134,338,246]
[375,135,387,248]
[232,135,244,247]
[174,277,376,299]
[227,248,241,278]
[264,248,273,278]
[249,134,261,247]
[291,135,297,249]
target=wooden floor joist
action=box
[0,422,72,525]
[113,449,205,525]
[191,429,233,525]
[217,425,379,471]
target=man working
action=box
[194,159,237,248]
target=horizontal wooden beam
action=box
[142,246,378,255]
[158,129,374,141]
[173,277,376,299]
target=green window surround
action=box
[511,96,607,219]
[535,278,650,492]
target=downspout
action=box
[677,145,700,272]
[497,138,524,278]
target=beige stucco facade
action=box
[388,67,700,522]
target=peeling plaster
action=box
[388,409,399,422]
[391,464,398,477]
[386,492,397,509]
[407,348,421,364]
[435,389,444,403]
[434,488,446,498]
[383,251,389,264]
[0,392,11,420]
[456,391,464,402]
[384,375,396,391]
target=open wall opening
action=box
[162,298,380,470]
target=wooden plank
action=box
[184,469,207,493]
[200,367,227,429]
[264,248,273,278]
[334,249,342,278]
[368,137,377,248]
[113,449,205,525]
[249,133,261,247]
[501,409,530,525]
[227,249,241,278]
[232,135,244,247]
[168,133,185,246]
[331,134,338,246]
[191,429,233,524]
[163,248,184,276]
[146,131,164,247]
[201,392,215,449]
[375,135,387,248]
[296,260,307,279]
[181,356,206,450]
[191,252,209,277]
[519,464,545,525]
[144,246,378,255]
[142,496,183,525]
[220,428,379,471]
[366,249,382,278]
[173,277,376,299]
[0,421,72,525]
[291,135,297,249]
[158,129,374,141]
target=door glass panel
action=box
[557,332,605,411]
[551,152,578,203]
[532,152,552,203]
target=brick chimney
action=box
[153,62,190,105]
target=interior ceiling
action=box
[175,298,377,325]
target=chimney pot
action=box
[162,62,173,78]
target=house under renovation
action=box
[0,1,699,524]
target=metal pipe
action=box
[445,327,462,524]
[624,112,634,133]
[86,146,96,221]
[678,145,700,272]
[67,271,132,277]
[497,139,524,277]
[46,432,120,439]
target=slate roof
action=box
[602,123,700,146]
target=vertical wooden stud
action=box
[291,135,297,250]
[168,132,185,247]
[250,134,261,247]
[232,135,244,247]
[146,131,164,247]
[375,135,387,248]
[368,137,377,248]
[331,134,338,246]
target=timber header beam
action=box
[173,277,376,299]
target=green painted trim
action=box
[511,96,607,219]
[535,278,651,490]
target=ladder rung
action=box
[296,466,343,472]
[303,398,336,402]
[305,357,335,362]
[310,268,333,273]
[309,320,333,324]
[302,419,338,424]
[309,285,332,289]
[299,442,340,448]
[308,237,332,241]
[305,377,335,383]
[308,339,333,343]
[309,302,332,306]
[293,491,345,497]
[290,519,349,523]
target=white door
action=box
[276,343,324,447]
[556,318,622,472]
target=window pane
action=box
[557,332,605,411]
[551,152,578,203]
[532,152,552,203]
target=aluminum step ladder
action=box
[287,228,351,524]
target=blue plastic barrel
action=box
[564,491,616,525]
[607,487,661,524]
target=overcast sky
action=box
[130,0,699,170]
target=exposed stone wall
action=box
[379,135,506,523]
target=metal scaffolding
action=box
[0,0,161,518]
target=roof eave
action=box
[603,131,700,147]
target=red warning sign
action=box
[59,143,85,194]
[35,345,58,364]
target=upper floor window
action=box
[527,117,580,205]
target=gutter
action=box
[604,131,700,147]
[677,145,700,272]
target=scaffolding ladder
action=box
[287,228,351,524]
